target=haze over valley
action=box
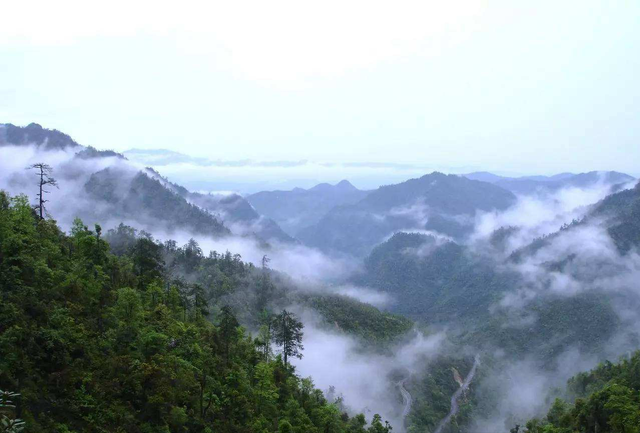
[2,2,640,432]
[2,122,639,433]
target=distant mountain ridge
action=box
[1,123,293,242]
[1,122,80,150]
[143,168,295,243]
[297,172,517,257]
[1,122,126,160]
[463,170,635,195]
[246,180,370,236]
[358,179,640,358]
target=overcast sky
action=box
[1,0,639,182]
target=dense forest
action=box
[0,191,394,433]
[521,351,640,433]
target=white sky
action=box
[1,0,639,179]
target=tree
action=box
[272,310,304,368]
[28,163,58,220]
[219,305,239,364]
[367,414,392,433]
[256,309,274,362]
[256,255,273,312]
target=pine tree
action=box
[272,310,304,368]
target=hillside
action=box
[85,167,230,237]
[0,122,80,150]
[247,180,369,236]
[522,351,640,433]
[0,191,394,433]
[358,180,640,359]
[144,168,294,243]
[0,123,296,244]
[298,173,516,257]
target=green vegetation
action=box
[85,168,230,237]
[0,390,25,432]
[406,357,477,433]
[360,232,513,324]
[305,294,413,346]
[0,191,392,433]
[521,351,640,433]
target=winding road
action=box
[397,376,413,430]
[433,354,481,433]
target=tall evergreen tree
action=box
[272,310,304,368]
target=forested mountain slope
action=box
[145,169,294,243]
[360,181,640,361]
[0,123,294,243]
[0,191,395,433]
[0,122,80,150]
[298,173,516,257]
[522,351,640,433]
[85,167,230,238]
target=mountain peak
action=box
[0,122,80,150]
[335,179,357,191]
[309,180,358,192]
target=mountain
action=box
[463,171,636,195]
[0,123,292,243]
[0,193,394,432]
[297,172,517,257]
[85,167,230,237]
[522,351,640,433]
[589,181,640,254]
[143,168,295,243]
[0,122,80,150]
[360,180,640,362]
[1,122,126,161]
[246,180,369,236]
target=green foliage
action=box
[523,351,640,433]
[85,168,229,237]
[0,191,387,432]
[305,294,413,346]
[272,310,304,368]
[0,390,25,432]
[406,357,477,433]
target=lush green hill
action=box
[589,181,640,254]
[358,231,624,361]
[357,232,513,324]
[521,351,640,433]
[0,190,393,433]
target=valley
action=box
[1,123,639,433]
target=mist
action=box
[3,141,640,432]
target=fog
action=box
[291,308,446,430]
[2,142,639,432]
[460,180,640,430]
[472,180,633,254]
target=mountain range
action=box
[297,172,517,257]
[464,170,635,195]
[246,180,369,236]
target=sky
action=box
[1,0,639,188]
